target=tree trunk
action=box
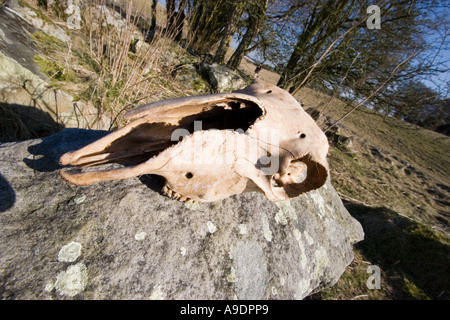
[188,1,229,53]
[167,0,175,24]
[214,6,237,64]
[277,3,326,90]
[276,36,306,90]
[278,1,353,92]
[166,0,186,41]
[226,0,267,70]
[226,23,258,70]
[150,0,158,32]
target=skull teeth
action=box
[162,185,172,196]
[162,184,196,203]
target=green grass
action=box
[30,31,90,87]
[33,55,78,82]
[311,203,449,300]
[30,31,67,54]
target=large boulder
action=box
[9,0,71,41]
[172,64,210,93]
[0,5,111,137]
[199,62,249,93]
[0,129,363,299]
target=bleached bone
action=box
[60,79,329,203]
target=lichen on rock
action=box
[57,241,82,263]
[54,263,88,297]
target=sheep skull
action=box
[59,79,329,203]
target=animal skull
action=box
[59,79,329,203]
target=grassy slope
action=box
[273,77,450,300]
[295,87,450,229]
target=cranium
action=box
[59,79,329,203]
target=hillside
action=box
[292,85,450,300]
[1,0,449,300]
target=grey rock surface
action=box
[8,0,70,42]
[0,5,111,134]
[200,62,248,93]
[0,5,44,78]
[0,129,363,299]
[172,64,210,93]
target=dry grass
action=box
[30,0,201,129]
[118,0,167,26]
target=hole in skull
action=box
[266,90,272,94]
[228,101,242,110]
[274,159,308,186]
[299,133,306,139]
[185,172,193,179]
[183,99,263,133]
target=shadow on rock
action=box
[0,103,64,142]
[344,201,450,299]
[0,173,15,212]
[23,128,109,172]
[138,174,167,195]
[22,128,168,195]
